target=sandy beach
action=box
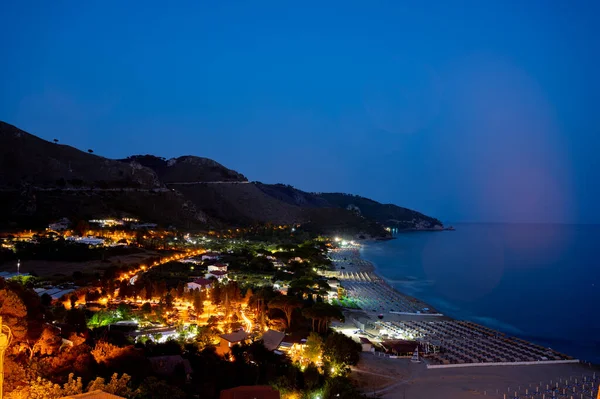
[328,247,599,398]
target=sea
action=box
[359,223,600,364]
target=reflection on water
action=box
[360,223,600,363]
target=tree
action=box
[302,303,344,333]
[211,283,222,305]
[244,287,253,305]
[176,281,185,298]
[141,302,152,314]
[192,290,203,314]
[69,293,78,309]
[303,332,323,363]
[323,376,365,399]
[323,332,361,369]
[0,288,28,342]
[29,326,62,359]
[138,287,147,302]
[118,280,130,299]
[87,149,94,154]
[65,309,88,332]
[19,373,83,399]
[91,341,128,364]
[87,373,132,398]
[40,292,53,307]
[164,293,174,311]
[133,377,186,399]
[53,138,59,144]
[303,363,321,390]
[268,295,303,329]
[155,281,167,298]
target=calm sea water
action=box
[360,223,600,364]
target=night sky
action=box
[1,1,598,224]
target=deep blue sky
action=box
[1,1,598,223]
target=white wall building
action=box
[205,270,228,282]
[207,264,227,272]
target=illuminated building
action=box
[217,330,249,355]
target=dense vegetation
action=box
[0,236,365,399]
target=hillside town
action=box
[2,218,598,399]
[0,220,371,399]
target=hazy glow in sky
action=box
[1,1,598,223]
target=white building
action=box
[34,287,75,300]
[205,270,228,282]
[186,278,212,291]
[207,264,227,272]
[359,337,374,352]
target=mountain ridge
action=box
[0,121,443,236]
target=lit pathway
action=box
[240,306,253,332]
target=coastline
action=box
[329,244,583,368]
[353,232,600,366]
[328,246,441,316]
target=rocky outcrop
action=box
[120,155,247,183]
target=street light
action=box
[0,316,14,399]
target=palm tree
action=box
[53,138,59,144]
[88,149,94,154]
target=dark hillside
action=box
[0,121,443,234]
[316,193,443,230]
[175,183,302,225]
[254,183,330,208]
[0,122,159,188]
[302,207,389,238]
[0,189,211,230]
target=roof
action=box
[359,337,373,345]
[220,330,248,343]
[208,270,228,276]
[191,278,212,287]
[278,342,293,350]
[149,355,193,375]
[382,340,420,354]
[261,329,286,351]
[280,335,308,345]
[0,272,31,279]
[59,390,125,399]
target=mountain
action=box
[315,193,442,230]
[0,122,159,188]
[0,122,443,236]
[119,155,247,183]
